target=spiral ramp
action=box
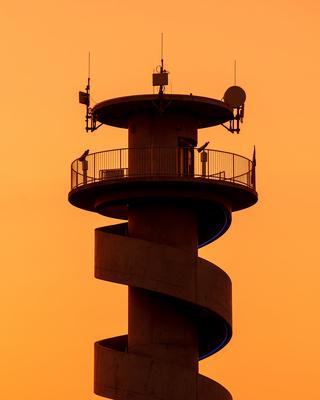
[94,222,232,400]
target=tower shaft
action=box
[69,92,258,400]
[128,203,198,370]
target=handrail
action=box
[70,146,251,167]
[70,147,256,190]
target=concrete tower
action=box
[69,65,258,400]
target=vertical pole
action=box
[232,153,235,183]
[76,161,79,187]
[252,146,256,189]
[71,164,73,189]
[93,153,96,182]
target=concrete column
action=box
[128,204,199,371]
[128,113,198,148]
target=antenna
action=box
[88,52,91,81]
[152,33,169,94]
[78,52,102,132]
[222,84,246,134]
[85,52,91,132]
[224,86,246,108]
[161,32,164,72]
[220,60,246,133]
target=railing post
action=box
[93,153,96,182]
[232,153,235,183]
[252,159,256,189]
[76,162,78,187]
[71,164,73,189]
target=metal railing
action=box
[71,147,256,190]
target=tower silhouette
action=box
[69,67,258,400]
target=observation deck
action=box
[69,146,257,246]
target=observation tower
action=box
[69,60,258,400]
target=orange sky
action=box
[1,1,319,399]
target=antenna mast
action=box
[85,52,91,132]
[221,61,246,134]
[161,33,164,72]
[79,52,102,132]
[152,33,169,94]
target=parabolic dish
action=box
[223,86,246,108]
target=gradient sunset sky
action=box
[1,1,319,399]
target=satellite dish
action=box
[223,86,246,108]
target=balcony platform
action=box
[68,147,257,246]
